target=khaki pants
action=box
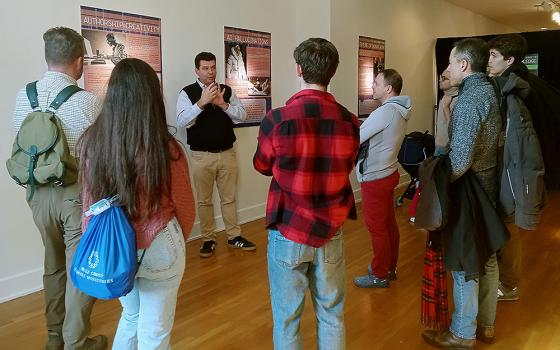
[498,223,522,289]
[190,148,241,241]
[27,183,95,349]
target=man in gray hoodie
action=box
[354,69,411,288]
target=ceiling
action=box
[444,0,560,32]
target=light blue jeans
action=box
[267,229,346,350]
[112,218,186,350]
[450,254,498,339]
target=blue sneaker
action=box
[354,274,389,288]
[367,265,397,281]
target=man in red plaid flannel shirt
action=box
[253,38,359,349]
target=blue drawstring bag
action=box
[71,196,137,299]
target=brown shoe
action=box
[45,331,63,350]
[476,325,496,344]
[84,335,108,350]
[422,329,475,349]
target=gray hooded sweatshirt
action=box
[356,95,411,183]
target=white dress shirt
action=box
[176,80,247,128]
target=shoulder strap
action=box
[488,76,507,129]
[489,77,502,102]
[26,81,39,110]
[49,85,83,111]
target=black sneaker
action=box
[227,236,256,251]
[200,240,216,258]
[497,282,519,301]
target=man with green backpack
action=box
[8,27,105,350]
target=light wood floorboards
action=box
[1,191,559,349]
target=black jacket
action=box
[442,171,510,280]
[416,155,450,232]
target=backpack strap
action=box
[137,250,147,271]
[489,76,507,129]
[26,145,38,201]
[48,85,83,112]
[25,82,83,112]
[26,81,40,110]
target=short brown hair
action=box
[195,52,216,69]
[293,38,339,86]
[43,27,85,66]
[379,69,403,95]
[488,34,528,63]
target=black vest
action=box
[182,82,236,151]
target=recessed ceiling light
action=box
[541,27,548,30]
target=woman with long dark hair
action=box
[79,58,195,349]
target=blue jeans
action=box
[112,218,186,350]
[267,229,346,350]
[450,254,498,339]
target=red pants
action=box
[408,185,421,218]
[360,171,400,279]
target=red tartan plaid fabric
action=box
[253,89,360,248]
[421,231,450,330]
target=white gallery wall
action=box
[0,0,514,302]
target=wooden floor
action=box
[1,191,560,350]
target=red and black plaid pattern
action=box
[253,89,360,248]
[421,231,450,330]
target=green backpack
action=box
[6,81,81,200]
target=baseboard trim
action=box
[1,175,413,302]
[0,267,43,303]
[187,201,267,242]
